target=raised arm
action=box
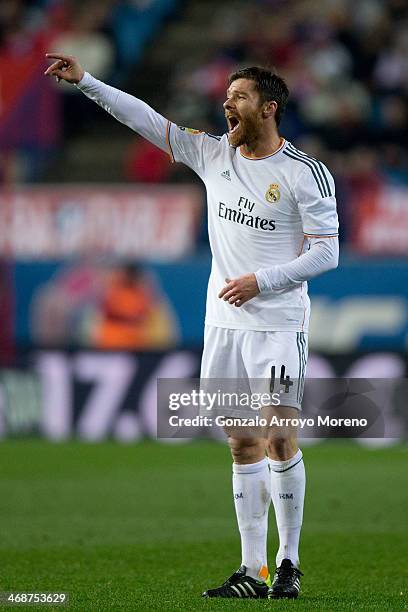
[44,53,169,153]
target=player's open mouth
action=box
[227,116,241,134]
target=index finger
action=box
[45,53,72,62]
[44,60,64,75]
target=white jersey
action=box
[77,73,339,333]
[168,128,338,332]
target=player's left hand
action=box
[218,274,260,307]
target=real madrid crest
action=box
[266,183,280,203]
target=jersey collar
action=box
[238,137,286,160]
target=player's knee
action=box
[228,436,265,463]
[267,434,297,460]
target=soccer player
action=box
[44,55,339,599]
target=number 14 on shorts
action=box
[270,365,293,394]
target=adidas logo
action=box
[221,169,231,181]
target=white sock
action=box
[269,449,305,568]
[232,457,271,581]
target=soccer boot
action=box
[268,558,303,599]
[202,565,270,598]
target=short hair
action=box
[228,66,289,126]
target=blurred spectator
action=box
[124,137,173,183]
[347,146,383,195]
[0,0,62,183]
[91,264,179,350]
[31,262,179,350]
[47,0,114,135]
[374,26,408,91]
[49,1,114,90]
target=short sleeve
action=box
[167,123,222,178]
[294,163,339,237]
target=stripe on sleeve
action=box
[283,150,326,198]
[287,143,332,197]
[286,145,328,197]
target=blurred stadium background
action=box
[0,1,407,609]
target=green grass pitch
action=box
[0,440,407,611]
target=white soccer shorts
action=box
[200,325,308,412]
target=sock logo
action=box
[279,493,293,499]
[234,492,243,500]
